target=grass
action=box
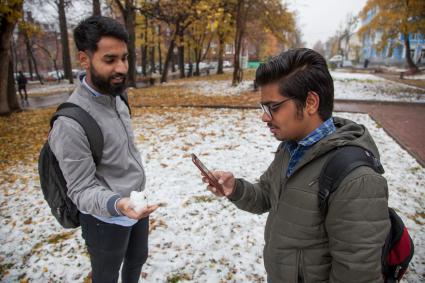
[182,195,217,207]
[166,272,192,283]
[0,107,54,173]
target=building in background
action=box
[360,8,425,67]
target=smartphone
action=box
[191,153,224,194]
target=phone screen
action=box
[191,153,224,194]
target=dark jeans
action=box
[18,85,27,100]
[79,213,149,283]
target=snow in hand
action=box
[130,191,148,213]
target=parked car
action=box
[72,69,81,78]
[342,60,353,67]
[329,55,342,63]
[223,60,232,68]
[46,70,65,81]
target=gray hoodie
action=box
[48,76,145,217]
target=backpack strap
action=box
[318,145,385,214]
[118,92,131,116]
[50,103,104,165]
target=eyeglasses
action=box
[260,97,293,118]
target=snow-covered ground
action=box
[24,71,425,103]
[331,71,425,102]
[166,80,254,97]
[164,71,425,103]
[27,82,75,95]
[0,108,423,282]
[406,73,425,80]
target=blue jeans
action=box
[80,213,149,283]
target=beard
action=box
[89,65,127,97]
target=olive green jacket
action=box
[229,117,390,283]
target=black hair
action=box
[255,48,334,120]
[73,16,129,53]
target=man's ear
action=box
[305,91,320,115]
[78,51,90,70]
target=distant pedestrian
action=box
[364,58,370,69]
[16,71,28,102]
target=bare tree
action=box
[57,0,73,83]
[114,0,137,87]
[232,0,249,85]
[0,0,24,115]
[34,31,62,83]
[157,25,162,74]
[93,0,101,16]
[313,40,325,57]
[341,14,358,60]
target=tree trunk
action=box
[25,33,44,84]
[141,44,147,76]
[141,16,148,76]
[0,1,23,115]
[157,25,162,74]
[150,46,155,74]
[53,59,60,80]
[7,57,20,111]
[93,0,101,16]
[171,50,176,73]
[194,46,201,76]
[124,0,136,87]
[187,40,192,77]
[11,39,22,78]
[217,33,224,75]
[178,27,185,78]
[403,33,419,73]
[178,45,185,78]
[23,11,34,80]
[232,0,246,86]
[161,36,176,83]
[195,61,200,76]
[27,54,33,80]
[58,0,73,83]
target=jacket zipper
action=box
[113,98,145,189]
[297,249,305,283]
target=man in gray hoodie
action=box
[48,16,158,283]
[201,49,390,282]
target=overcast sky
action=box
[287,0,368,48]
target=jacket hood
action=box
[295,116,381,170]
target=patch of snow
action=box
[167,80,254,96]
[406,73,425,80]
[27,82,75,95]
[331,71,386,81]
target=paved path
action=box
[22,94,425,167]
[22,93,70,110]
[335,100,425,167]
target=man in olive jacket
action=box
[202,48,390,282]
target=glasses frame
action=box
[260,97,293,118]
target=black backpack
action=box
[38,94,130,228]
[318,146,414,283]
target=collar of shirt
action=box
[285,117,336,177]
[82,76,105,97]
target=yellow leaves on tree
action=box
[358,0,425,70]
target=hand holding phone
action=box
[191,153,225,195]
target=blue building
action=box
[360,8,425,66]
